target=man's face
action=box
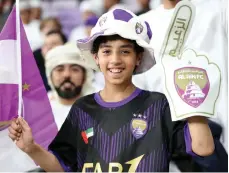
[20,9,30,24]
[30,7,41,20]
[41,34,64,57]
[51,64,85,99]
[95,39,141,85]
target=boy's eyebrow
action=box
[99,43,112,48]
[99,43,134,48]
[120,44,134,48]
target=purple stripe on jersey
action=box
[143,99,164,131]
[77,151,86,170]
[94,88,142,108]
[49,150,72,172]
[144,21,152,40]
[136,144,168,172]
[113,9,133,22]
[73,108,96,131]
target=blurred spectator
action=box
[33,30,67,91]
[39,17,62,37]
[0,0,15,31]
[19,0,30,25]
[149,0,162,9]
[69,0,101,42]
[26,0,43,51]
[84,15,99,37]
[45,43,95,129]
[30,0,42,21]
[103,0,127,12]
[135,0,151,16]
[41,30,67,56]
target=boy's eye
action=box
[121,50,130,54]
[102,50,111,54]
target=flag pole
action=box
[16,0,22,118]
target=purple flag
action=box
[0,7,58,149]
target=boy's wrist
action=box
[25,142,40,155]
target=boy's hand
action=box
[8,117,35,153]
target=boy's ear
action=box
[136,53,143,66]
[94,54,99,65]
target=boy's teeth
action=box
[110,69,122,73]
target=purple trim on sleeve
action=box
[94,88,142,108]
[49,150,72,172]
[184,123,198,157]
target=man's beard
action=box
[55,78,83,99]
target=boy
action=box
[9,9,216,172]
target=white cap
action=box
[79,0,103,16]
[77,8,155,74]
[30,0,42,8]
[19,1,30,10]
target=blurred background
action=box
[0,0,162,50]
[0,0,163,92]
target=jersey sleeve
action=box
[48,105,86,172]
[161,98,187,156]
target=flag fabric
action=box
[81,127,94,144]
[0,6,58,171]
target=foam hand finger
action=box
[160,0,195,60]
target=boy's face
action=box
[95,39,141,85]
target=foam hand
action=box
[160,0,221,121]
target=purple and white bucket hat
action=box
[77,8,156,74]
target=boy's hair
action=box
[46,30,67,44]
[91,35,144,55]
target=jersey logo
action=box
[131,114,148,139]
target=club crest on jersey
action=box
[135,22,143,34]
[131,114,148,139]
[174,67,210,108]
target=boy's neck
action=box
[100,82,137,103]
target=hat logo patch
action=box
[99,16,107,27]
[135,22,143,34]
